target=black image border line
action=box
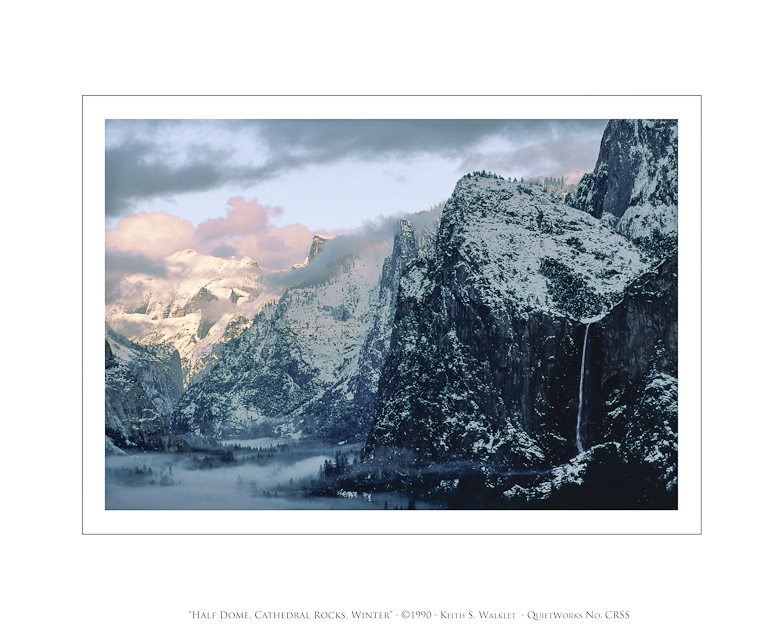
[83,94,702,536]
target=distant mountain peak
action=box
[292,233,332,270]
[106,247,282,384]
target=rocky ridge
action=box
[568,119,678,241]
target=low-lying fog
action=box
[105,440,395,510]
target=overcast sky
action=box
[105,119,607,270]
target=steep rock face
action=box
[500,253,678,509]
[364,174,651,468]
[577,254,678,505]
[300,217,439,437]
[580,255,678,448]
[105,342,183,452]
[105,326,184,417]
[292,234,331,269]
[569,120,678,240]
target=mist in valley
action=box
[105,439,424,510]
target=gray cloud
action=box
[105,141,229,217]
[210,243,239,258]
[246,119,606,160]
[457,125,606,177]
[105,248,168,297]
[266,204,444,291]
[106,119,608,217]
[106,248,167,276]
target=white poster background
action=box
[4,3,778,622]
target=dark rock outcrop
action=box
[579,255,678,449]
[569,119,678,241]
[577,254,678,507]
[292,234,330,269]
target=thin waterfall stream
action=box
[576,322,591,453]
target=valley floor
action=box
[105,439,432,510]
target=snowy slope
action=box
[173,239,392,438]
[105,249,283,383]
[434,173,651,322]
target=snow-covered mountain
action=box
[173,211,440,440]
[105,249,283,384]
[364,172,656,470]
[358,169,677,508]
[568,119,678,241]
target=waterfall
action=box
[576,322,591,454]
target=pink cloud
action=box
[105,198,343,271]
[564,169,588,185]
[194,197,282,243]
[105,211,196,258]
[209,224,315,269]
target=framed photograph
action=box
[84,95,701,534]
